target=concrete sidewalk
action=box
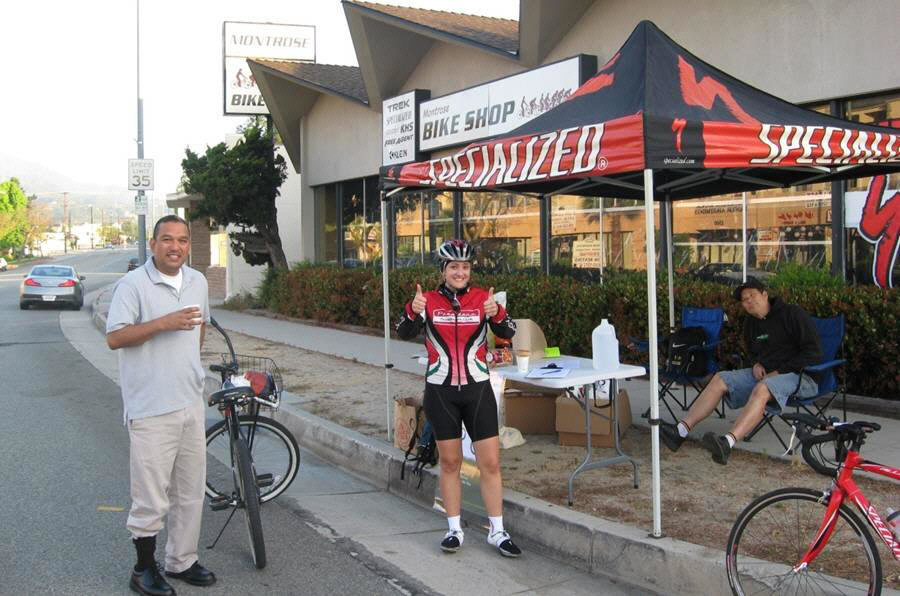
[86,287,900,594]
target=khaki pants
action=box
[127,400,206,573]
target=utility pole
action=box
[136,0,147,264]
[90,206,94,249]
[63,192,68,255]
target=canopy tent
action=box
[377,20,900,537]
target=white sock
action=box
[725,434,736,448]
[447,515,462,533]
[489,516,504,535]
[677,422,689,438]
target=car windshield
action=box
[32,266,73,277]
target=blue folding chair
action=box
[744,314,846,451]
[636,306,725,422]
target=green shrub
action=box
[260,265,899,400]
[770,263,846,291]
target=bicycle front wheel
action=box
[726,487,881,596]
[207,416,299,503]
[234,437,266,569]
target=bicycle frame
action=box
[797,450,900,571]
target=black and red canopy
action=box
[380,20,900,199]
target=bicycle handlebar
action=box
[781,413,882,478]
[209,317,238,368]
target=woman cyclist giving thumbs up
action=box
[396,239,521,558]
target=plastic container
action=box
[887,508,900,541]
[592,318,620,371]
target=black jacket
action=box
[742,296,822,375]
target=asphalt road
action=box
[0,251,425,595]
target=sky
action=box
[0,0,518,206]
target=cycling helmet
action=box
[437,239,474,270]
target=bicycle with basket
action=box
[204,317,300,569]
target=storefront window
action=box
[672,194,745,279]
[393,192,453,267]
[844,92,900,285]
[341,176,381,268]
[550,195,649,274]
[462,192,540,271]
[314,184,338,263]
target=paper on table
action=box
[525,367,570,379]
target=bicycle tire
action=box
[207,416,299,503]
[234,437,266,569]
[726,487,881,596]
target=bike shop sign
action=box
[418,55,595,152]
[223,21,315,115]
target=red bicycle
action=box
[726,413,899,595]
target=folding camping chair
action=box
[743,314,847,451]
[635,306,725,422]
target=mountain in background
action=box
[0,152,151,225]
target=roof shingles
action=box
[349,1,518,54]
[251,61,368,104]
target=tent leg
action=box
[665,200,675,331]
[644,169,663,539]
[381,193,392,443]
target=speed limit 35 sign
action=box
[128,159,154,191]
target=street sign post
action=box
[128,159,154,191]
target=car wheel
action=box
[19,302,28,310]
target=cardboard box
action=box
[555,389,631,448]
[503,390,559,434]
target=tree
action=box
[0,178,28,251]
[181,124,289,268]
[99,224,120,245]
[120,219,137,242]
[23,198,51,254]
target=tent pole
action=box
[598,198,604,283]
[644,169,662,538]
[742,192,748,282]
[665,199,675,330]
[381,192,393,442]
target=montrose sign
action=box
[223,21,315,116]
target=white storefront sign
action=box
[128,159,154,191]
[223,22,315,116]
[572,238,602,268]
[382,90,429,166]
[418,55,593,151]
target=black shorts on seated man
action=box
[659,278,823,465]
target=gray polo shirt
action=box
[106,257,210,422]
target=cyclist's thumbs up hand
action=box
[412,283,427,315]
[484,286,498,318]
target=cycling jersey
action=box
[396,284,516,386]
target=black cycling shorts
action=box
[423,380,499,442]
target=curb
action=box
[88,290,731,594]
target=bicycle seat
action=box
[208,385,256,406]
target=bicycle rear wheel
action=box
[726,487,881,595]
[207,416,299,503]
[233,437,266,569]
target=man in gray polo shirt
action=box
[107,215,215,596]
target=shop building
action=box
[249,0,900,286]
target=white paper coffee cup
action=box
[516,354,530,373]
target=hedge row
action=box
[259,264,899,400]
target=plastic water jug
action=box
[592,319,619,370]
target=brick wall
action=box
[206,266,226,300]
[189,218,211,277]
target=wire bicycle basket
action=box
[218,353,283,409]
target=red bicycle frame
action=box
[796,450,900,570]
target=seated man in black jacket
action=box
[660,278,823,465]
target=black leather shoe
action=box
[702,432,732,465]
[659,422,685,452]
[130,564,176,596]
[165,561,216,587]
